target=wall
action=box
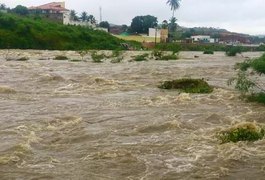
[149,28,161,38]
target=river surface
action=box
[0,50,265,180]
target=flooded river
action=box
[0,50,265,179]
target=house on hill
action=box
[29,2,69,24]
[29,2,95,27]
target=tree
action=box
[169,17,177,32]
[0,3,6,10]
[130,15,157,34]
[162,20,168,29]
[99,21,110,29]
[87,15,96,24]
[70,10,78,21]
[166,0,181,17]
[12,5,29,15]
[121,24,128,32]
[80,11,88,22]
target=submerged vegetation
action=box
[133,53,149,61]
[159,78,213,93]
[203,50,214,54]
[225,46,243,56]
[54,55,68,60]
[229,53,265,104]
[218,122,265,143]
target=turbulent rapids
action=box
[0,50,265,179]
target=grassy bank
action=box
[0,12,139,50]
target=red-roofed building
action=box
[29,2,69,24]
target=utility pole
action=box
[99,6,102,23]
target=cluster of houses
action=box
[4,1,256,45]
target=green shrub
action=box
[91,51,105,63]
[54,55,68,60]
[152,49,163,60]
[111,50,122,58]
[133,53,149,61]
[246,93,265,104]
[111,57,123,63]
[251,54,265,74]
[218,122,265,143]
[160,54,179,60]
[159,78,213,93]
[203,50,214,54]
[234,60,251,71]
[225,46,242,56]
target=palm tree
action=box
[87,15,96,24]
[0,3,6,10]
[166,0,181,17]
[81,11,88,22]
[70,10,78,21]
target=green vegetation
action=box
[133,53,149,61]
[159,78,213,93]
[251,54,265,74]
[91,51,105,63]
[160,53,178,60]
[225,46,243,56]
[218,122,265,143]
[111,57,123,63]
[229,54,265,104]
[203,50,214,54]
[70,59,82,62]
[0,12,137,50]
[54,55,68,60]
[152,50,178,60]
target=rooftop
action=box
[29,2,69,12]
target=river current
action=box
[0,50,265,179]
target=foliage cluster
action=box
[130,15,157,34]
[225,46,243,56]
[159,78,213,93]
[133,53,149,61]
[91,51,105,63]
[0,12,131,50]
[218,122,265,143]
[203,50,214,54]
[229,54,265,104]
[54,55,68,60]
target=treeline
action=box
[0,12,132,50]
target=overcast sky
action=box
[1,0,265,35]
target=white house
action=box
[191,35,217,43]
[149,28,161,38]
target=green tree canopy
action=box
[130,15,157,34]
[80,11,88,22]
[99,21,110,29]
[12,5,28,15]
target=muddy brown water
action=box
[0,50,265,180]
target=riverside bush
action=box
[159,78,213,93]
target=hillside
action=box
[0,12,129,50]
